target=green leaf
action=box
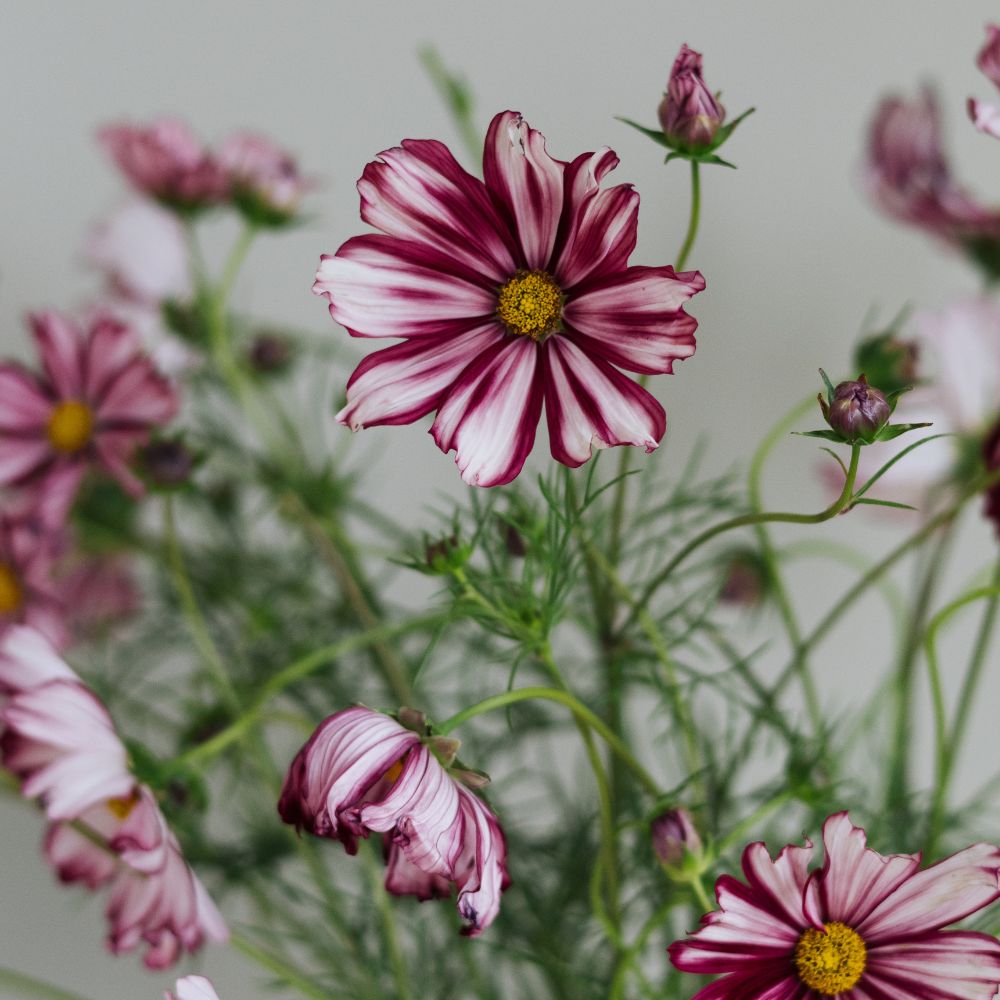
[850,498,919,511]
[851,432,952,501]
[615,116,671,147]
[819,447,849,477]
[818,368,836,403]
[714,105,756,143]
[874,421,934,442]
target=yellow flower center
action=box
[794,922,867,995]
[47,400,94,454]
[497,270,563,341]
[0,564,23,616]
[383,757,406,785]
[106,792,139,821]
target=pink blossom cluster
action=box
[0,626,227,967]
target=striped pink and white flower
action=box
[0,513,66,649]
[0,625,227,968]
[278,705,510,935]
[314,110,705,486]
[668,812,1000,999]
[167,977,222,1000]
[0,311,179,525]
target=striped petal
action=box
[563,265,703,374]
[336,323,505,430]
[30,312,85,399]
[543,336,665,467]
[553,148,639,289]
[0,625,76,693]
[359,139,516,281]
[969,98,1000,140]
[483,111,565,270]
[430,335,543,487]
[0,365,52,432]
[454,784,510,937]
[0,437,52,486]
[315,235,497,339]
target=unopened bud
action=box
[819,375,892,444]
[719,550,767,608]
[138,438,194,487]
[651,808,703,868]
[658,44,725,152]
[248,333,292,374]
[853,331,919,397]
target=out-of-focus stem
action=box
[230,932,334,1000]
[361,841,412,1000]
[0,969,95,1000]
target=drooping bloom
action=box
[969,25,1000,140]
[98,119,226,211]
[219,132,306,225]
[866,89,1000,247]
[658,44,726,152]
[0,311,179,524]
[0,625,227,967]
[314,110,704,487]
[669,812,1000,998]
[0,513,66,648]
[278,705,510,935]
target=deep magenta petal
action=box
[31,312,86,399]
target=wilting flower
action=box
[0,514,66,648]
[866,89,1000,248]
[278,705,510,935]
[0,625,227,967]
[0,311,178,524]
[98,119,226,211]
[220,132,305,225]
[970,25,1000,140]
[314,109,704,486]
[669,812,1000,998]
[658,44,725,152]
[167,977,221,1000]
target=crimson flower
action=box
[314,110,704,487]
[0,626,227,967]
[0,311,178,525]
[278,705,510,936]
[669,812,1000,999]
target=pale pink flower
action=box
[278,705,510,935]
[669,812,1000,999]
[658,44,725,152]
[970,25,1000,140]
[0,514,66,648]
[0,626,227,967]
[98,119,225,211]
[0,312,179,525]
[314,110,704,487]
[219,132,306,223]
[167,976,221,1000]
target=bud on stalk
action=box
[819,375,891,444]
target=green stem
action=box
[175,615,442,767]
[230,931,334,1000]
[163,495,240,711]
[688,873,713,913]
[674,160,702,272]
[0,969,95,1000]
[621,442,861,636]
[361,840,412,1000]
[437,686,661,798]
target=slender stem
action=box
[675,160,702,272]
[0,969,95,1000]
[230,931,334,1000]
[621,442,861,636]
[437,686,662,798]
[689,874,713,913]
[361,841,412,1000]
[175,615,441,767]
[163,495,240,711]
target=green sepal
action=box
[793,429,846,441]
[616,116,672,148]
[873,421,933,442]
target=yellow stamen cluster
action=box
[794,922,867,995]
[47,400,94,454]
[383,757,406,786]
[496,270,563,341]
[106,792,140,821]
[0,564,23,616]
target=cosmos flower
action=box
[0,513,66,648]
[658,44,726,152]
[278,705,510,936]
[314,109,704,486]
[98,119,226,211]
[0,625,227,967]
[0,311,178,525]
[219,132,306,225]
[668,812,1000,999]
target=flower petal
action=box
[858,842,1000,942]
[314,235,497,339]
[0,625,76,693]
[543,336,665,467]
[453,784,510,936]
[969,98,1000,140]
[0,438,53,487]
[563,266,703,374]
[168,976,222,1000]
[430,335,543,487]
[483,111,565,270]
[30,312,85,399]
[358,139,516,281]
[553,148,639,289]
[0,365,52,432]
[336,323,506,430]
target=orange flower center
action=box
[106,792,140,821]
[47,400,94,453]
[0,564,23,615]
[497,270,562,341]
[383,757,406,785]
[794,922,867,995]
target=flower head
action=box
[0,312,178,525]
[0,626,226,967]
[669,812,1000,998]
[658,44,725,152]
[219,132,306,225]
[278,705,510,935]
[98,119,226,212]
[0,514,66,648]
[314,110,704,486]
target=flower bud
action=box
[651,808,703,868]
[138,438,194,488]
[718,549,767,608]
[853,331,919,397]
[819,375,892,444]
[658,44,725,152]
[219,133,306,227]
[248,333,293,374]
